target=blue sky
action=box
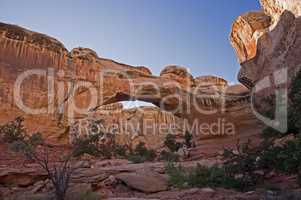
[0,0,261,83]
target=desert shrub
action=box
[134,142,149,156]
[127,142,156,163]
[114,144,127,158]
[188,164,244,190]
[184,131,193,148]
[223,140,264,187]
[220,69,301,189]
[164,134,182,152]
[9,132,98,200]
[222,136,301,190]
[0,117,26,143]
[9,132,44,161]
[71,119,131,159]
[72,134,103,157]
[166,163,243,190]
[134,142,156,161]
[127,154,145,164]
[261,136,301,174]
[3,118,101,200]
[165,162,188,188]
[10,135,65,200]
[287,69,301,135]
[72,132,128,159]
[160,132,193,162]
[74,122,157,161]
[159,150,180,162]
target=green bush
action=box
[72,133,104,157]
[159,150,179,162]
[260,136,301,174]
[73,133,129,159]
[164,134,182,152]
[127,154,146,164]
[72,132,158,162]
[114,144,127,158]
[0,117,26,143]
[165,162,188,188]
[220,69,301,189]
[6,121,103,200]
[184,131,193,148]
[223,140,263,187]
[166,163,243,190]
[127,142,156,163]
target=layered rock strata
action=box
[0,22,261,153]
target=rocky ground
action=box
[0,159,267,200]
[1,144,300,200]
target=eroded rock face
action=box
[231,0,301,98]
[0,21,262,154]
[0,168,47,187]
[260,0,301,21]
[160,65,194,88]
[195,75,228,90]
[69,47,99,62]
[230,12,271,64]
[69,102,185,149]
[73,104,185,149]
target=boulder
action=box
[0,168,47,187]
[115,171,168,193]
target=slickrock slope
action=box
[231,0,301,98]
[0,22,262,153]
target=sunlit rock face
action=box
[160,65,195,89]
[230,0,301,101]
[71,103,186,149]
[260,0,301,21]
[230,12,271,64]
[0,21,262,154]
[194,76,228,90]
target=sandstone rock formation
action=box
[230,12,271,64]
[194,75,228,91]
[115,171,168,193]
[0,21,262,154]
[231,0,301,95]
[0,168,47,187]
[260,0,301,22]
[87,104,185,149]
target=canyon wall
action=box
[0,22,262,154]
